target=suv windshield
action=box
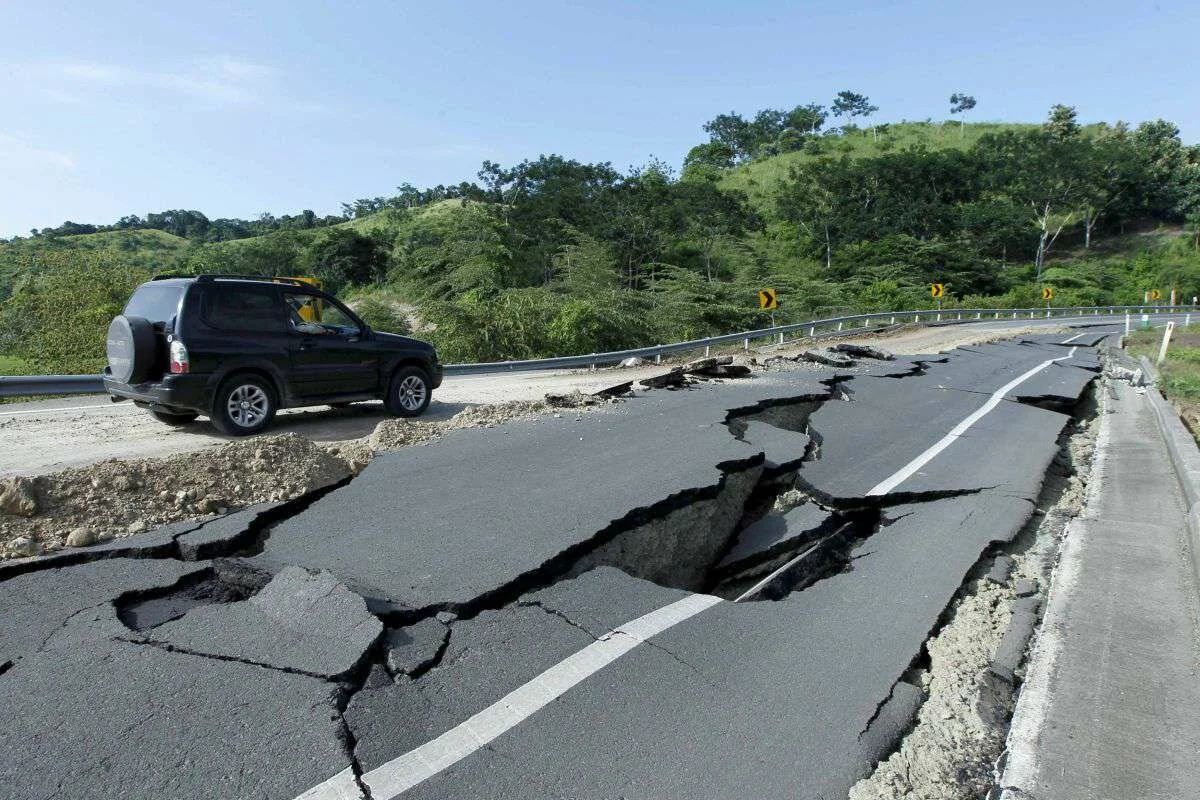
[124,283,185,325]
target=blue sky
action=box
[1,0,1196,237]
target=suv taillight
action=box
[169,339,190,374]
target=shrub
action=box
[0,252,150,373]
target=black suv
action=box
[103,275,443,435]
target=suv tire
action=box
[106,315,157,384]
[212,375,277,436]
[385,366,432,417]
[151,409,199,426]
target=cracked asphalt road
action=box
[0,326,1111,800]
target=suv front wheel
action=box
[385,366,432,417]
[212,375,277,436]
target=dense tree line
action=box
[5,101,1200,371]
[23,208,348,243]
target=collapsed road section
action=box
[0,330,1111,800]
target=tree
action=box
[831,90,880,140]
[978,129,1087,279]
[1045,104,1080,140]
[682,142,735,181]
[949,93,976,134]
[702,112,753,161]
[786,103,826,134]
[1079,130,1144,248]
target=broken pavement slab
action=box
[800,349,856,367]
[252,376,832,613]
[385,617,450,677]
[133,566,382,679]
[0,557,210,669]
[0,638,359,800]
[0,516,213,580]
[175,501,285,561]
[833,342,895,360]
[716,501,837,576]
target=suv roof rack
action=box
[193,274,276,283]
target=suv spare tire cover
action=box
[106,315,157,384]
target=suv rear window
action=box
[124,283,185,324]
[201,285,285,332]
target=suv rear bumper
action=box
[431,363,444,389]
[103,371,213,413]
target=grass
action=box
[1128,327,1200,439]
[0,354,27,376]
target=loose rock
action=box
[0,477,38,517]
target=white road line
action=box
[0,402,124,417]
[865,347,1078,497]
[292,767,363,800]
[1061,332,1087,344]
[313,593,724,800]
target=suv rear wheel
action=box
[212,375,277,436]
[385,366,432,417]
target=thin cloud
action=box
[0,133,74,169]
[44,57,311,109]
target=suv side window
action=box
[283,292,362,336]
[201,285,285,332]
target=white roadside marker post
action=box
[1125,312,1131,335]
[1158,321,1176,366]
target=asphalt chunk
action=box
[131,566,382,679]
[385,617,450,677]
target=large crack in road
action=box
[0,330,1112,800]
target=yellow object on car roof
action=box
[274,276,325,322]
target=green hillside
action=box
[721,121,1042,208]
[2,105,1198,375]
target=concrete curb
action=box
[1137,355,1200,594]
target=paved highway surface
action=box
[0,325,1113,799]
[0,312,1171,478]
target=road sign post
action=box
[1158,321,1176,366]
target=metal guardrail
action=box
[2,304,1195,397]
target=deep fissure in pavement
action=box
[114,559,270,630]
[849,380,1101,800]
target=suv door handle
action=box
[298,340,316,351]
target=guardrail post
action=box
[863,318,869,328]
[936,313,942,321]
[1187,313,1192,328]
[913,314,919,323]
[655,353,662,364]
[778,331,785,344]
[744,338,749,350]
[704,346,710,357]
[809,325,815,337]
[837,321,843,331]
[1125,312,1130,334]
[890,315,895,325]
[956,312,962,320]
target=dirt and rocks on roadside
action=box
[849,388,1098,800]
[0,393,610,560]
